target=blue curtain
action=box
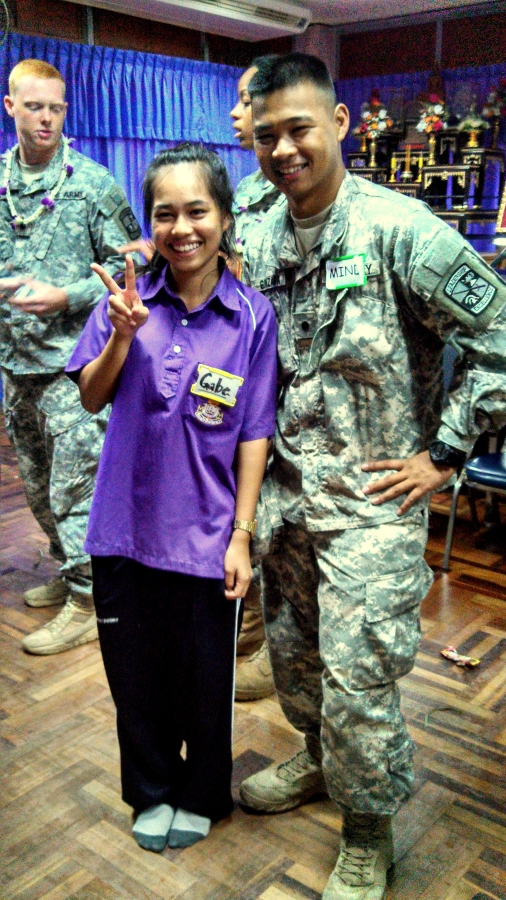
[0,32,258,225]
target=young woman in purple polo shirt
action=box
[66,144,277,853]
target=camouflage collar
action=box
[6,141,67,195]
[233,168,279,211]
[271,172,352,270]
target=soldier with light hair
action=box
[238,53,506,900]
[0,59,141,654]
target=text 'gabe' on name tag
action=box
[190,364,244,407]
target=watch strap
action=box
[429,440,467,469]
[233,518,257,536]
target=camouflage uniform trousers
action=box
[2,369,108,604]
[262,514,433,815]
[237,565,266,654]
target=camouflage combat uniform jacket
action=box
[244,172,506,532]
[0,140,141,374]
[233,168,284,257]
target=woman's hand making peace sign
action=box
[91,254,149,340]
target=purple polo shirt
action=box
[66,265,278,579]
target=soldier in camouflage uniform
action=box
[0,60,141,655]
[230,58,285,700]
[231,57,284,272]
[238,54,506,900]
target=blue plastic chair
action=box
[442,447,506,571]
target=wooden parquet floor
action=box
[2,415,506,900]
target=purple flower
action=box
[41,196,55,209]
[0,186,7,196]
[239,206,247,212]
[10,219,17,230]
[235,237,243,246]
[66,164,74,176]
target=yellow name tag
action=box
[190,364,244,408]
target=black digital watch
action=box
[428,440,467,470]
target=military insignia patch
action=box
[195,401,224,425]
[118,205,141,239]
[444,264,497,316]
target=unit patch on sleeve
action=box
[190,365,244,408]
[117,203,141,240]
[444,264,497,316]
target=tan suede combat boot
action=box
[22,597,98,655]
[322,815,394,900]
[239,748,327,812]
[235,641,276,701]
[23,576,69,608]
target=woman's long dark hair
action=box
[143,142,237,273]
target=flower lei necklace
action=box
[0,136,74,231]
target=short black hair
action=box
[143,142,236,270]
[248,52,336,110]
[249,54,279,73]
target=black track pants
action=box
[92,556,240,820]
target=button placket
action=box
[160,316,188,399]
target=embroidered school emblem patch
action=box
[195,401,224,425]
[444,264,497,316]
[191,364,244,407]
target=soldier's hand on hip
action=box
[1,277,68,315]
[91,254,149,340]
[362,450,455,516]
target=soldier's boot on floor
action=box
[23,576,69,608]
[239,748,327,812]
[22,597,98,655]
[236,606,265,657]
[235,641,276,701]
[322,814,394,900]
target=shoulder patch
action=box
[444,264,496,316]
[117,203,141,240]
[433,247,506,330]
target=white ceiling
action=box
[306,0,499,26]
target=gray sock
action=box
[167,808,211,848]
[133,803,175,852]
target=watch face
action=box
[430,441,465,468]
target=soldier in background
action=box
[239,53,506,900]
[0,59,141,655]
[231,56,284,274]
[230,57,284,701]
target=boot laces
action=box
[337,843,376,887]
[46,599,80,634]
[277,749,315,782]
[245,643,268,664]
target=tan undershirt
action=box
[291,201,335,257]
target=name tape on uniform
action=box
[326,254,367,290]
[191,364,244,408]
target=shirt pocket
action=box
[181,391,239,436]
[33,208,64,260]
